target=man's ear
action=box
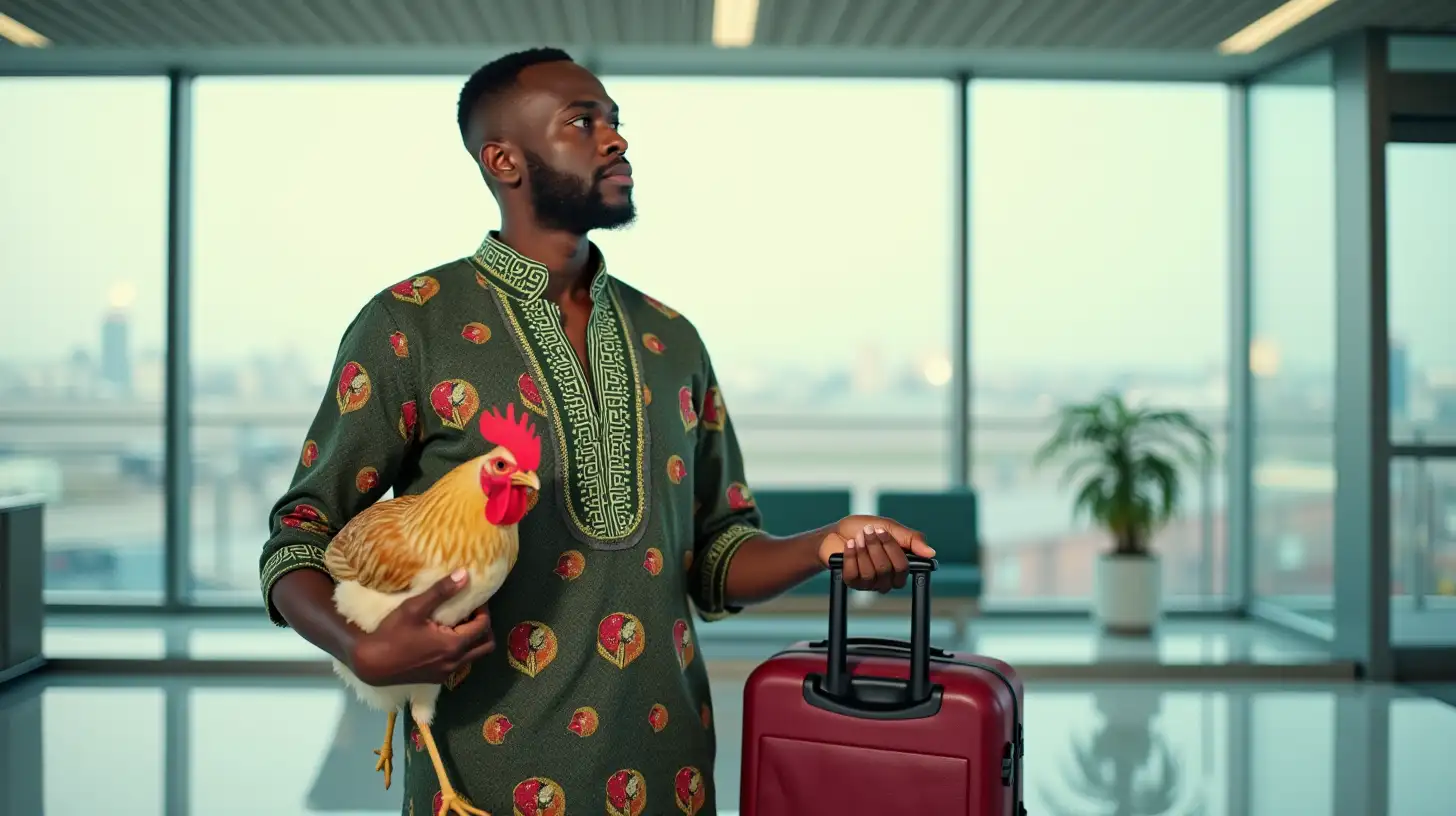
[480,142,520,187]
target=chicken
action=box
[323,403,543,816]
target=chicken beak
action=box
[511,470,541,491]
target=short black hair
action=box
[457,47,574,150]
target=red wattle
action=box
[500,487,530,525]
[484,478,512,525]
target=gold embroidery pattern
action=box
[495,284,647,547]
[697,523,759,618]
[261,542,329,623]
[471,233,646,547]
[472,239,549,300]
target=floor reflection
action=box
[1037,688,1214,816]
[306,688,417,813]
[2,674,1454,815]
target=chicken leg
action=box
[375,709,397,790]
[414,709,488,816]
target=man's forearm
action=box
[722,525,831,607]
[271,568,365,666]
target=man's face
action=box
[506,62,635,234]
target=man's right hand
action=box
[348,570,496,687]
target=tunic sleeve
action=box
[258,297,418,627]
[688,349,765,621]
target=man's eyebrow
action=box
[563,100,620,115]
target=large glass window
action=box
[188,77,495,602]
[1387,141,1456,642]
[188,76,954,604]
[1247,52,1337,623]
[1389,456,1456,644]
[592,77,956,500]
[1387,142,1456,444]
[0,78,170,603]
[967,80,1231,606]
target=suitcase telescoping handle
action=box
[820,636,952,660]
[809,552,941,719]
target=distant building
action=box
[100,309,133,397]
[1390,341,1408,420]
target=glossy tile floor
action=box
[4,671,1455,816]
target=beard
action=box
[524,150,636,235]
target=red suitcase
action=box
[740,554,1025,816]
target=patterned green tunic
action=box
[259,232,763,816]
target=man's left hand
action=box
[817,515,937,593]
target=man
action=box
[261,47,936,816]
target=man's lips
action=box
[600,162,633,183]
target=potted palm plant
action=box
[1033,392,1212,634]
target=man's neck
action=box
[496,222,594,303]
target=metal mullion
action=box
[952,72,971,489]
[1227,80,1253,610]
[163,69,195,610]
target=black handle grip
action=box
[826,553,938,572]
[823,552,938,706]
[806,636,952,660]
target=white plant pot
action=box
[1094,554,1161,635]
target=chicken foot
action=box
[375,709,397,790]
[414,709,488,816]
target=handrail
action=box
[0,404,1359,602]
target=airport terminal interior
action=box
[2,1,1456,814]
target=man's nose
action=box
[601,128,628,155]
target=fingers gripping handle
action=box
[824,554,937,703]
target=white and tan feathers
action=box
[323,459,531,594]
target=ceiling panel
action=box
[0,0,720,47]
[0,0,1452,76]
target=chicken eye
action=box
[492,459,509,473]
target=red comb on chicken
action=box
[478,404,542,472]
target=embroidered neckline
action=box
[474,232,648,550]
[470,231,611,303]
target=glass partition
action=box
[1246,51,1338,628]
[1386,134,1456,645]
[966,79,1231,607]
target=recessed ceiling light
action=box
[0,12,49,47]
[713,0,759,48]
[1218,0,1341,55]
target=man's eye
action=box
[571,117,591,129]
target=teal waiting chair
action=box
[752,487,852,599]
[747,487,983,646]
[739,488,851,616]
[874,488,983,641]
